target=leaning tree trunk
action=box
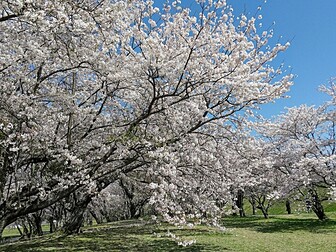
[0,213,22,239]
[310,191,328,221]
[62,194,92,235]
[255,195,269,219]
[258,206,269,219]
[0,218,6,239]
[61,176,119,234]
[89,210,103,225]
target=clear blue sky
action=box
[154,0,336,117]
[229,0,336,118]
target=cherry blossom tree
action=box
[221,131,291,219]
[255,83,336,220]
[0,0,292,236]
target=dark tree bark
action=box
[0,183,82,238]
[89,210,103,224]
[236,189,246,217]
[119,179,138,219]
[119,178,149,219]
[0,216,19,239]
[19,218,32,239]
[48,217,56,233]
[249,197,256,215]
[257,205,269,219]
[16,223,23,236]
[32,213,43,236]
[62,194,92,235]
[253,195,270,219]
[286,199,291,214]
[310,190,328,221]
[0,219,6,239]
[129,202,138,219]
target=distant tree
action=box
[255,82,336,220]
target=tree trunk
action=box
[286,199,291,214]
[20,219,32,239]
[16,223,23,236]
[130,202,138,219]
[256,203,269,219]
[236,189,246,217]
[32,213,43,236]
[89,210,103,224]
[62,194,92,235]
[48,217,55,233]
[249,198,256,215]
[311,193,328,221]
[260,206,269,219]
[0,218,6,239]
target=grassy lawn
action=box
[1,224,50,239]
[0,213,335,252]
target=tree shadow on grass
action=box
[0,222,224,252]
[222,216,336,234]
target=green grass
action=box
[324,201,336,212]
[0,214,335,252]
[1,228,21,238]
[2,224,50,238]
[242,199,336,216]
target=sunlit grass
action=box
[2,224,50,238]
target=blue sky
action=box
[154,0,336,118]
[229,0,336,118]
